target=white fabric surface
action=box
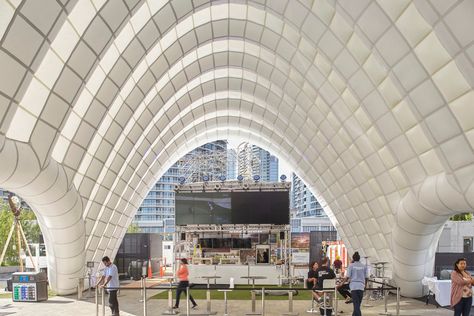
[426,279,474,307]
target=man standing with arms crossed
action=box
[96,256,120,316]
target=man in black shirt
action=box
[307,261,319,290]
[313,257,336,302]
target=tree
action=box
[450,213,473,221]
[0,200,42,266]
[127,223,141,233]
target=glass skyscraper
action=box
[237,143,279,181]
[227,148,237,180]
[291,173,325,218]
[290,173,336,233]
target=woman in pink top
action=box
[451,258,474,316]
[173,258,197,310]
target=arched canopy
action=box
[0,0,473,296]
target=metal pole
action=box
[186,287,190,316]
[288,290,293,312]
[162,279,177,315]
[261,287,265,316]
[139,277,144,302]
[248,265,250,285]
[101,287,106,316]
[169,286,173,310]
[207,279,211,312]
[15,220,23,272]
[223,291,228,316]
[363,257,373,307]
[95,286,99,316]
[378,286,391,316]
[251,290,256,312]
[18,222,36,271]
[143,278,147,316]
[323,292,327,316]
[363,281,373,307]
[396,287,400,316]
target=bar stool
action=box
[320,279,337,316]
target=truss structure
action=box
[176,142,228,183]
[176,223,290,233]
[174,180,291,193]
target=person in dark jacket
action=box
[307,261,319,297]
[313,257,336,302]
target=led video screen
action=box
[231,191,289,225]
[175,192,232,225]
[175,191,289,225]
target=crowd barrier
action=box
[91,277,400,316]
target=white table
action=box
[426,279,474,307]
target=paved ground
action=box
[0,290,465,316]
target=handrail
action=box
[100,285,398,291]
[101,287,105,316]
[94,279,400,316]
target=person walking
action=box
[173,258,198,310]
[451,258,474,316]
[96,256,120,316]
[344,252,367,316]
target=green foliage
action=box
[150,284,315,300]
[0,200,41,266]
[127,223,141,233]
[450,213,473,221]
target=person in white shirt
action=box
[344,252,368,316]
[96,256,120,316]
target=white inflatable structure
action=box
[0,0,472,296]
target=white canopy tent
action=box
[0,0,472,297]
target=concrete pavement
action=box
[0,290,462,316]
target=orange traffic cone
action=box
[160,257,166,276]
[147,259,152,278]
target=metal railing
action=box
[92,277,401,316]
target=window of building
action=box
[464,237,473,253]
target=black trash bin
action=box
[6,278,12,292]
[128,259,145,280]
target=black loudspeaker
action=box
[181,233,186,240]
[279,232,285,240]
